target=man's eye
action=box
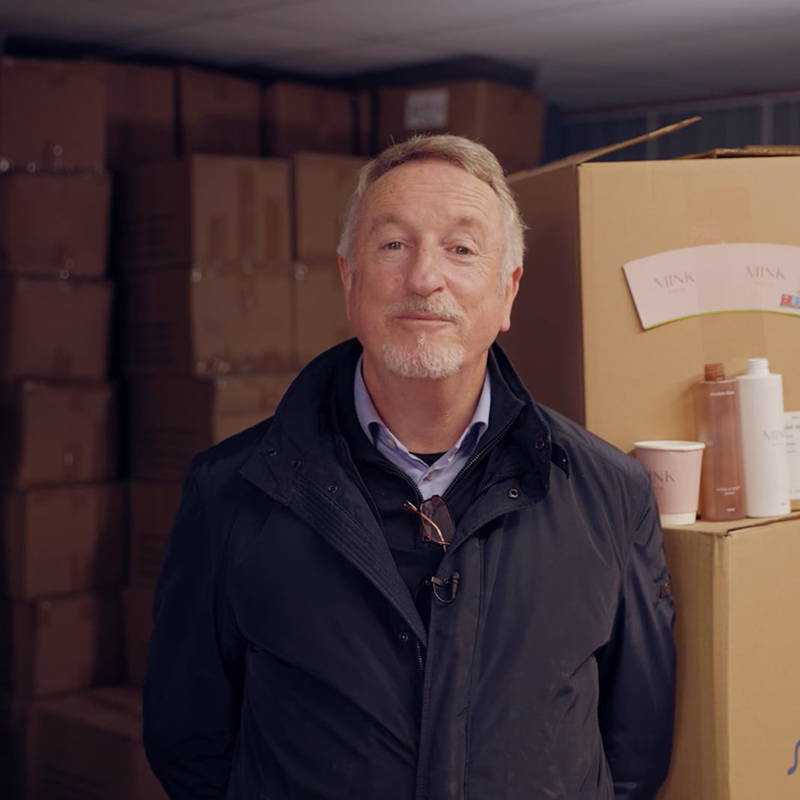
[384,241,403,250]
[454,246,472,256]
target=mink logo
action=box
[746,265,786,280]
[788,739,800,776]
[646,470,675,484]
[653,272,695,290]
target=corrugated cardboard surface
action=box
[178,66,260,157]
[0,589,123,698]
[293,263,352,367]
[0,484,125,599]
[0,381,118,488]
[105,62,175,167]
[0,57,107,172]
[264,82,354,157]
[29,686,167,799]
[378,80,546,174]
[123,585,153,688]
[119,155,291,271]
[129,372,294,481]
[293,152,369,263]
[0,276,112,381]
[503,156,800,454]
[124,266,293,375]
[660,514,800,799]
[0,173,110,278]
[129,482,181,586]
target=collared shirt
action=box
[353,355,491,500]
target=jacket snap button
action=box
[397,631,409,643]
[291,459,301,468]
[267,446,278,456]
[327,482,339,494]
[534,439,546,450]
[508,488,520,499]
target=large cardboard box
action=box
[0,589,122,698]
[0,276,112,381]
[500,125,800,455]
[0,57,107,172]
[129,482,181,586]
[177,65,260,157]
[0,173,110,278]
[119,155,290,272]
[0,484,126,599]
[0,381,118,488]
[129,373,294,481]
[659,514,800,800]
[106,62,175,167]
[293,152,368,263]
[28,686,167,799]
[293,264,351,367]
[378,80,545,174]
[123,584,154,687]
[264,81,354,157]
[124,266,293,376]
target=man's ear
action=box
[338,255,353,321]
[499,264,524,333]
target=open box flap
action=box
[678,144,800,159]
[509,115,702,181]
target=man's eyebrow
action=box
[452,215,487,232]
[368,213,404,234]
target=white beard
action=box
[382,332,466,379]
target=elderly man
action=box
[143,135,676,799]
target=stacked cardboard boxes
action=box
[291,152,368,366]
[0,57,124,799]
[118,153,297,692]
[500,121,800,799]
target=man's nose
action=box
[404,244,445,296]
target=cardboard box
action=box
[0,589,122,698]
[0,381,118,488]
[378,80,545,174]
[264,81,354,157]
[0,276,112,381]
[119,155,290,271]
[500,122,800,455]
[0,173,110,278]
[293,263,351,367]
[177,65,260,157]
[124,265,293,376]
[129,482,181,586]
[659,513,800,800]
[28,686,167,799]
[0,484,126,599]
[105,62,175,167]
[123,584,154,687]
[0,57,107,172]
[293,152,369,263]
[129,373,294,481]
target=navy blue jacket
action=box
[143,340,676,799]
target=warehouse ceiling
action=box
[3,0,800,110]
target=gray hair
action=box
[337,134,526,284]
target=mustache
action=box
[384,296,466,322]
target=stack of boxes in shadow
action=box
[0,57,123,798]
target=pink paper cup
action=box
[634,440,706,526]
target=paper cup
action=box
[634,440,706,526]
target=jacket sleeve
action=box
[143,466,246,799]
[597,490,677,799]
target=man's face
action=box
[338,159,522,381]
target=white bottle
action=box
[736,358,791,517]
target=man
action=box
[143,134,676,799]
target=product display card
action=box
[623,243,800,329]
[786,411,800,501]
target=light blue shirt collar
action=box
[352,355,491,499]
